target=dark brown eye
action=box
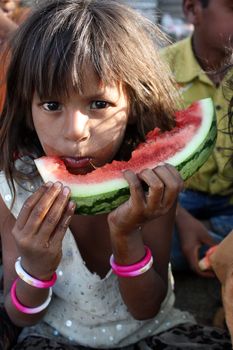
[90,101,109,109]
[43,102,61,111]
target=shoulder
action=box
[160,37,191,62]
[160,37,195,81]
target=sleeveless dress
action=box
[0,160,231,349]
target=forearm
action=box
[5,278,50,327]
[110,228,167,320]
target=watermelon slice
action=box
[35,98,216,215]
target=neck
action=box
[192,35,227,85]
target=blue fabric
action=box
[171,190,233,270]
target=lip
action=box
[60,156,94,175]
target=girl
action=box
[0,0,231,349]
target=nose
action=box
[65,109,90,143]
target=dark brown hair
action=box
[0,0,178,192]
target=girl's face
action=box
[32,69,129,175]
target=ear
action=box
[183,0,202,26]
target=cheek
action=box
[34,123,57,155]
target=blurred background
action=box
[1,0,194,42]
[126,0,193,41]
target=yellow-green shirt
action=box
[161,37,233,201]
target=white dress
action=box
[0,160,195,349]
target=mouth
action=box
[60,156,95,175]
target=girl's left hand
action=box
[108,163,183,234]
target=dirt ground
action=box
[173,270,224,327]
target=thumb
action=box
[198,245,218,271]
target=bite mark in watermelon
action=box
[35,98,216,215]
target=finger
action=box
[16,182,52,230]
[163,164,184,192]
[123,170,146,207]
[50,200,76,246]
[137,164,182,211]
[152,164,183,208]
[198,256,212,271]
[21,182,63,236]
[138,168,164,209]
[189,247,215,277]
[37,186,72,242]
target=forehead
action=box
[77,69,124,99]
[37,66,124,102]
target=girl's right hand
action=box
[108,163,183,235]
[12,182,75,280]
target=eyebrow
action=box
[81,87,119,101]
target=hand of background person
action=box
[176,206,216,277]
[108,164,183,235]
[205,231,233,343]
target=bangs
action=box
[15,1,126,101]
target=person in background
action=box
[161,0,233,276]
[199,69,233,339]
[0,7,18,42]
[0,1,30,112]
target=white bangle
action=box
[15,257,57,288]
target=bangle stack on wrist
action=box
[110,246,153,277]
[11,256,57,314]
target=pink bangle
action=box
[15,257,57,288]
[11,278,52,314]
[110,246,153,277]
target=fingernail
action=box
[45,181,53,187]
[63,187,70,196]
[69,200,76,211]
[54,182,62,189]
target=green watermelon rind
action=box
[73,98,216,214]
[35,98,217,215]
[75,127,217,215]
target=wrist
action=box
[110,227,145,265]
[19,258,56,283]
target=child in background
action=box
[0,1,29,43]
[199,71,233,340]
[0,1,30,114]
[0,7,17,42]
[161,0,233,276]
[0,1,231,349]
